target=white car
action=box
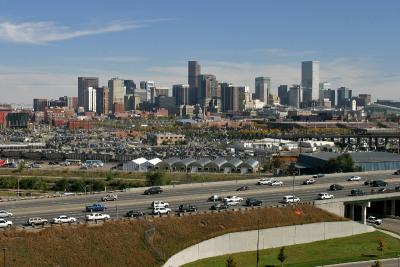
[317,192,334,200]
[282,195,300,203]
[0,210,13,218]
[224,199,241,206]
[367,216,383,225]
[153,207,171,215]
[52,215,77,224]
[101,194,118,201]
[270,180,283,186]
[257,178,274,185]
[151,201,169,208]
[347,176,361,181]
[0,219,12,228]
[85,213,110,221]
[223,196,243,202]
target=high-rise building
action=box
[33,99,48,112]
[320,89,336,107]
[278,85,288,105]
[255,77,271,104]
[96,86,109,115]
[124,80,136,95]
[288,84,302,108]
[337,87,352,108]
[172,84,190,106]
[151,86,169,103]
[108,78,125,113]
[84,87,96,112]
[188,61,201,105]
[140,81,155,101]
[357,94,372,107]
[301,61,320,103]
[78,77,99,108]
[198,74,218,108]
[319,81,331,100]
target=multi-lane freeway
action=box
[0,170,399,227]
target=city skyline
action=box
[0,0,400,104]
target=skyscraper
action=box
[124,80,136,94]
[301,61,320,103]
[198,74,218,108]
[140,81,155,101]
[188,61,201,104]
[288,84,302,108]
[255,77,271,104]
[108,78,125,113]
[221,84,242,113]
[337,87,352,108]
[278,85,288,105]
[172,84,190,106]
[78,77,99,108]
[33,98,48,112]
[96,86,109,115]
[84,87,96,112]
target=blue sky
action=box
[0,0,399,104]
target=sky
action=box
[0,0,399,105]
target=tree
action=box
[105,171,115,181]
[17,161,25,173]
[277,246,287,267]
[377,239,385,257]
[145,171,170,186]
[371,260,382,267]
[225,256,236,267]
[324,154,355,173]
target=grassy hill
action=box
[0,205,343,267]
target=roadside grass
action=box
[0,205,343,267]
[184,231,400,267]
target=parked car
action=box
[282,195,300,203]
[0,210,13,218]
[85,203,107,212]
[125,210,144,218]
[101,194,118,201]
[52,215,77,224]
[303,178,316,185]
[27,217,48,226]
[224,199,241,206]
[0,219,12,228]
[211,203,229,210]
[312,173,325,178]
[144,187,163,195]
[152,207,171,215]
[364,179,373,186]
[370,180,388,187]
[85,213,110,221]
[178,204,197,212]
[350,188,365,196]
[246,198,262,206]
[257,178,274,185]
[151,201,169,208]
[394,169,400,175]
[236,186,249,191]
[208,195,223,202]
[347,176,362,181]
[329,184,344,191]
[367,216,382,225]
[223,196,243,202]
[317,193,334,200]
[270,180,283,186]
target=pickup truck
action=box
[0,219,12,228]
[151,201,169,208]
[317,192,334,200]
[85,213,110,221]
[101,194,118,202]
[85,203,107,212]
[367,216,382,225]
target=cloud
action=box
[0,19,164,44]
[255,48,317,57]
[76,56,147,63]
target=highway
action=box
[0,170,399,227]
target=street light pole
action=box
[256,219,260,267]
[3,247,6,267]
[17,178,20,199]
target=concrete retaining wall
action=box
[163,221,374,267]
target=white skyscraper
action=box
[301,61,320,103]
[84,87,96,112]
[108,78,125,111]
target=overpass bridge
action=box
[315,191,400,224]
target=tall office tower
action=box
[96,86,109,115]
[151,86,169,103]
[220,83,243,113]
[278,85,288,105]
[198,74,218,108]
[319,89,336,107]
[140,81,155,101]
[255,77,271,104]
[78,77,99,108]
[188,61,201,104]
[288,84,302,108]
[172,84,190,106]
[337,87,353,108]
[319,81,331,100]
[33,98,48,112]
[124,80,136,95]
[83,87,96,112]
[301,61,320,103]
[357,94,372,107]
[238,86,252,111]
[108,78,125,113]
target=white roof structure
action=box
[132,157,147,165]
[147,158,162,166]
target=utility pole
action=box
[3,247,6,267]
[256,219,260,267]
